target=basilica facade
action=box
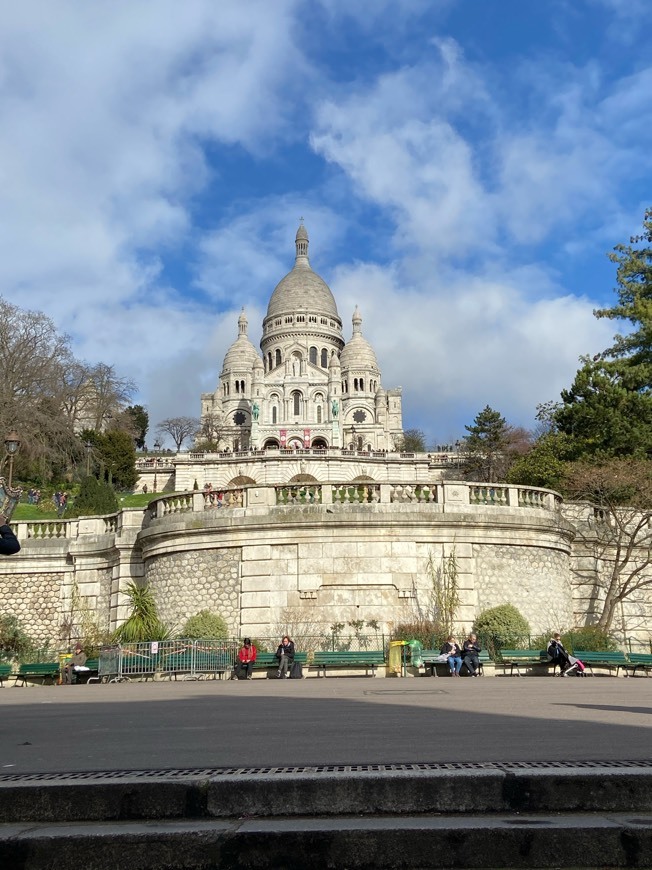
[200,224,403,452]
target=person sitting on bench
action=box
[236,638,257,680]
[63,643,90,684]
[275,635,295,678]
[462,633,482,676]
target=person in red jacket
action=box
[236,638,257,680]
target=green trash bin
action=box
[408,639,423,668]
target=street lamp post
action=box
[3,431,21,489]
[153,439,162,493]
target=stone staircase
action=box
[2,761,652,868]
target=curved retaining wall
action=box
[1,482,579,645]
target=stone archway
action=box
[264,439,280,449]
[227,475,256,486]
[352,475,375,482]
[312,438,328,448]
[288,473,319,483]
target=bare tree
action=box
[194,412,227,451]
[566,459,652,631]
[156,416,199,451]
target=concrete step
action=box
[1,764,652,823]
[2,812,652,869]
[2,763,652,868]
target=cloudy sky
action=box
[2,0,651,447]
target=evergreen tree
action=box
[463,405,510,482]
[67,476,119,517]
[595,207,652,388]
[554,357,652,458]
[125,405,149,450]
[101,430,138,489]
[552,208,652,460]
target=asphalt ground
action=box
[0,676,650,775]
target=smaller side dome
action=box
[221,308,261,374]
[340,306,379,372]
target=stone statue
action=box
[252,402,259,422]
[331,399,339,418]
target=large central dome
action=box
[265,224,340,321]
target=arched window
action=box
[268,352,272,370]
[354,378,359,391]
[241,380,245,393]
[309,346,317,365]
[321,348,328,368]
[272,406,277,424]
[275,349,282,367]
[236,381,240,394]
[292,391,301,416]
[317,405,322,424]
[360,379,364,392]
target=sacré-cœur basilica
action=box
[199,222,403,456]
[3,225,650,652]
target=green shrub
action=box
[564,626,618,653]
[180,610,228,640]
[0,615,35,662]
[67,476,119,518]
[474,604,531,653]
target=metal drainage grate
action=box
[1,759,652,784]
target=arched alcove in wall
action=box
[352,475,375,482]
[227,475,256,486]
[263,439,280,448]
[288,473,320,483]
[312,438,328,448]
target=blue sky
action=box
[1,0,651,447]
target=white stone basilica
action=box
[200,224,403,452]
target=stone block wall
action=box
[0,570,62,648]
[474,544,573,634]
[145,548,241,636]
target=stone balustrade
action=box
[178,446,460,464]
[13,481,561,542]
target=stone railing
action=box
[14,511,122,541]
[178,447,457,464]
[135,457,175,469]
[14,482,562,542]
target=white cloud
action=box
[0,1,307,433]
[332,259,614,441]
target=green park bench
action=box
[312,650,385,677]
[574,650,629,676]
[75,658,99,684]
[246,651,308,677]
[422,649,491,676]
[499,649,558,677]
[623,653,652,677]
[0,663,14,686]
[14,662,60,686]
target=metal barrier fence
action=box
[97,640,240,682]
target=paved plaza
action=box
[1,676,650,775]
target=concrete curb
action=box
[1,766,652,823]
[1,813,652,869]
